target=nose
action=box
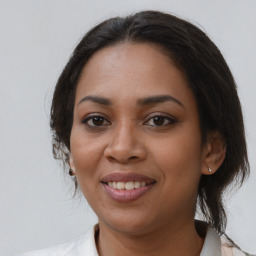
[104,122,146,164]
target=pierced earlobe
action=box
[69,168,75,176]
[69,154,76,177]
[201,166,214,175]
[201,131,226,175]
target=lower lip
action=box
[102,183,155,202]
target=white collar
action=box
[89,225,222,256]
[22,224,223,256]
[200,227,222,256]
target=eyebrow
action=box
[78,94,184,108]
[78,95,112,106]
[137,95,184,108]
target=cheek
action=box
[70,130,105,192]
[71,126,103,166]
[151,128,203,186]
[153,136,203,212]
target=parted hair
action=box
[50,10,249,234]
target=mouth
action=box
[105,180,153,190]
[100,172,156,202]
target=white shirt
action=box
[17,225,253,256]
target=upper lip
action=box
[100,172,156,183]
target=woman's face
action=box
[70,43,209,234]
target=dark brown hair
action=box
[50,10,249,234]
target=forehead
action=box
[75,42,194,106]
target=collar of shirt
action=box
[82,224,223,256]
[17,225,225,256]
[200,227,222,256]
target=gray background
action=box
[0,1,255,255]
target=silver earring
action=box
[208,167,212,173]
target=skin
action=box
[70,42,226,256]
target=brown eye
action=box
[82,116,110,127]
[152,116,165,126]
[91,117,104,126]
[145,115,175,127]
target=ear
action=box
[69,154,76,175]
[201,131,226,175]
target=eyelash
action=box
[81,114,176,128]
[144,115,176,127]
[81,115,110,127]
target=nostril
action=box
[104,143,146,163]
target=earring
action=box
[208,167,212,173]
[69,168,75,176]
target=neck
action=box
[96,220,204,256]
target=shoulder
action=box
[201,225,255,256]
[221,236,255,256]
[15,226,99,256]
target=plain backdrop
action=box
[0,1,255,255]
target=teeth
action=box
[125,181,134,190]
[117,182,125,190]
[134,181,140,188]
[141,181,146,187]
[107,181,149,190]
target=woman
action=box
[19,10,254,256]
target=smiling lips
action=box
[101,173,156,202]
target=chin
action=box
[98,210,158,235]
